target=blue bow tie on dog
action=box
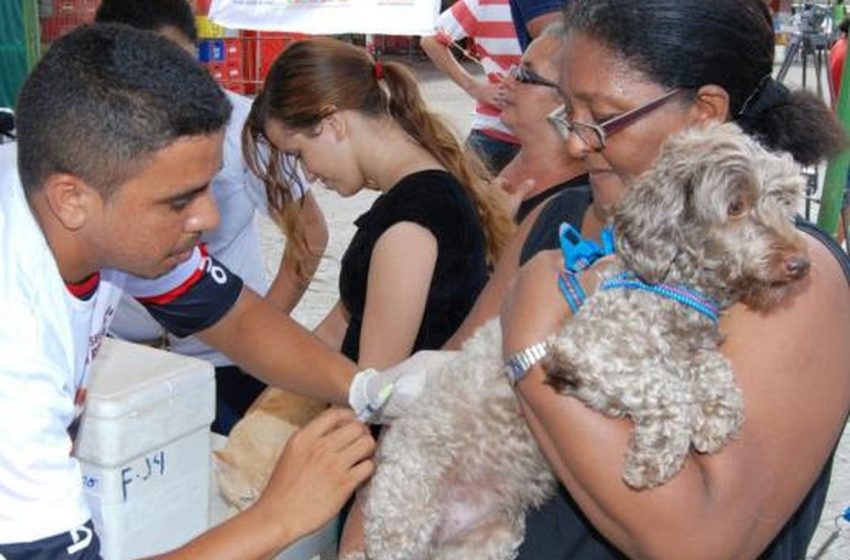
[557,223,615,313]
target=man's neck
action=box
[27,194,99,284]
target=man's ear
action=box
[688,85,731,125]
[42,173,101,231]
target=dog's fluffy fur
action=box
[545,123,809,489]
[349,319,555,560]
[347,123,811,559]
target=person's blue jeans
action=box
[466,129,520,174]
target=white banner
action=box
[208,0,441,36]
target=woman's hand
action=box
[489,176,535,219]
[469,80,508,108]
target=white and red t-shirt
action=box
[0,143,242,543]
[435,0,522,143]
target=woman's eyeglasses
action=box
[547,89,681,150]
[509,65,560,90]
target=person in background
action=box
[498,22,585,224]
[829,16,849,100]
[509,0,569,50]
[420,0,522,173]
[443,21,589,350]
[499,1,850,558]
[94,0,330,435]
[826,16,850,246]
[241,36,513,553]
[0,24,390,558]
[244,37,512,371]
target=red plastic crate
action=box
[241,31,309,94]
[206,62,227,83]
[39,0,99,43]
[222,82,247,95]
[194,0,213,16]
[222,38,242,64]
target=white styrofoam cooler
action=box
[74,337,215,560]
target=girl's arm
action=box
[357,221,438,369]
[265,192,329,314]
[313,299,350,351]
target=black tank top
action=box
[339,170,488,362]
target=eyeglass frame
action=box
[509,64,561,90]
[546,89,682,150]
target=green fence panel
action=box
[818,30,850,235]
[0,0,38,109]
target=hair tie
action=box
[736,75,789,127]
[374,60,384,81]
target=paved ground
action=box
[257,53,850,559]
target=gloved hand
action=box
[348,350,458,423]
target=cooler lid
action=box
[84,337,214,419]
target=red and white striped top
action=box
[435,0,521,143]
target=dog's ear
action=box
[614,136,698,283]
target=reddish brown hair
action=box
[243,37,512,269]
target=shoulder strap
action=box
[520,184,593,266]
[795,217,850,285]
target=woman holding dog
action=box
[499,0,850,558]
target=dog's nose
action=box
[785,255,811,279]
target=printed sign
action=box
[209,0,441,35]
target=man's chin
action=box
[129,260,180,280]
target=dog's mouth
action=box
[736,250,810,310]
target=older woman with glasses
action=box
[443,22,590,349]
[499,23,588,224]
[495,1,850,559]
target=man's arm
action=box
[420,35,506,108]
[151,408,374,559]
[130,246,354,405]
[511,0,566,49]
[199,287,355,405]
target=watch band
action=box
[504,341,549,385]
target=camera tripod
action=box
[775,29,833,100]
[775,3,846,227]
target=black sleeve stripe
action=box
[141,254,244,338]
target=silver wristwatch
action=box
[504,341,549,385]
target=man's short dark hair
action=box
[95,0,198,42]
[16,23,230,195]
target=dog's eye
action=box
[727,199,747,217]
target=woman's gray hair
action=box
[539,19,566,40]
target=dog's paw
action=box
[692,368,745,454]
[624,417,692,489]
[692,407,744,454]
